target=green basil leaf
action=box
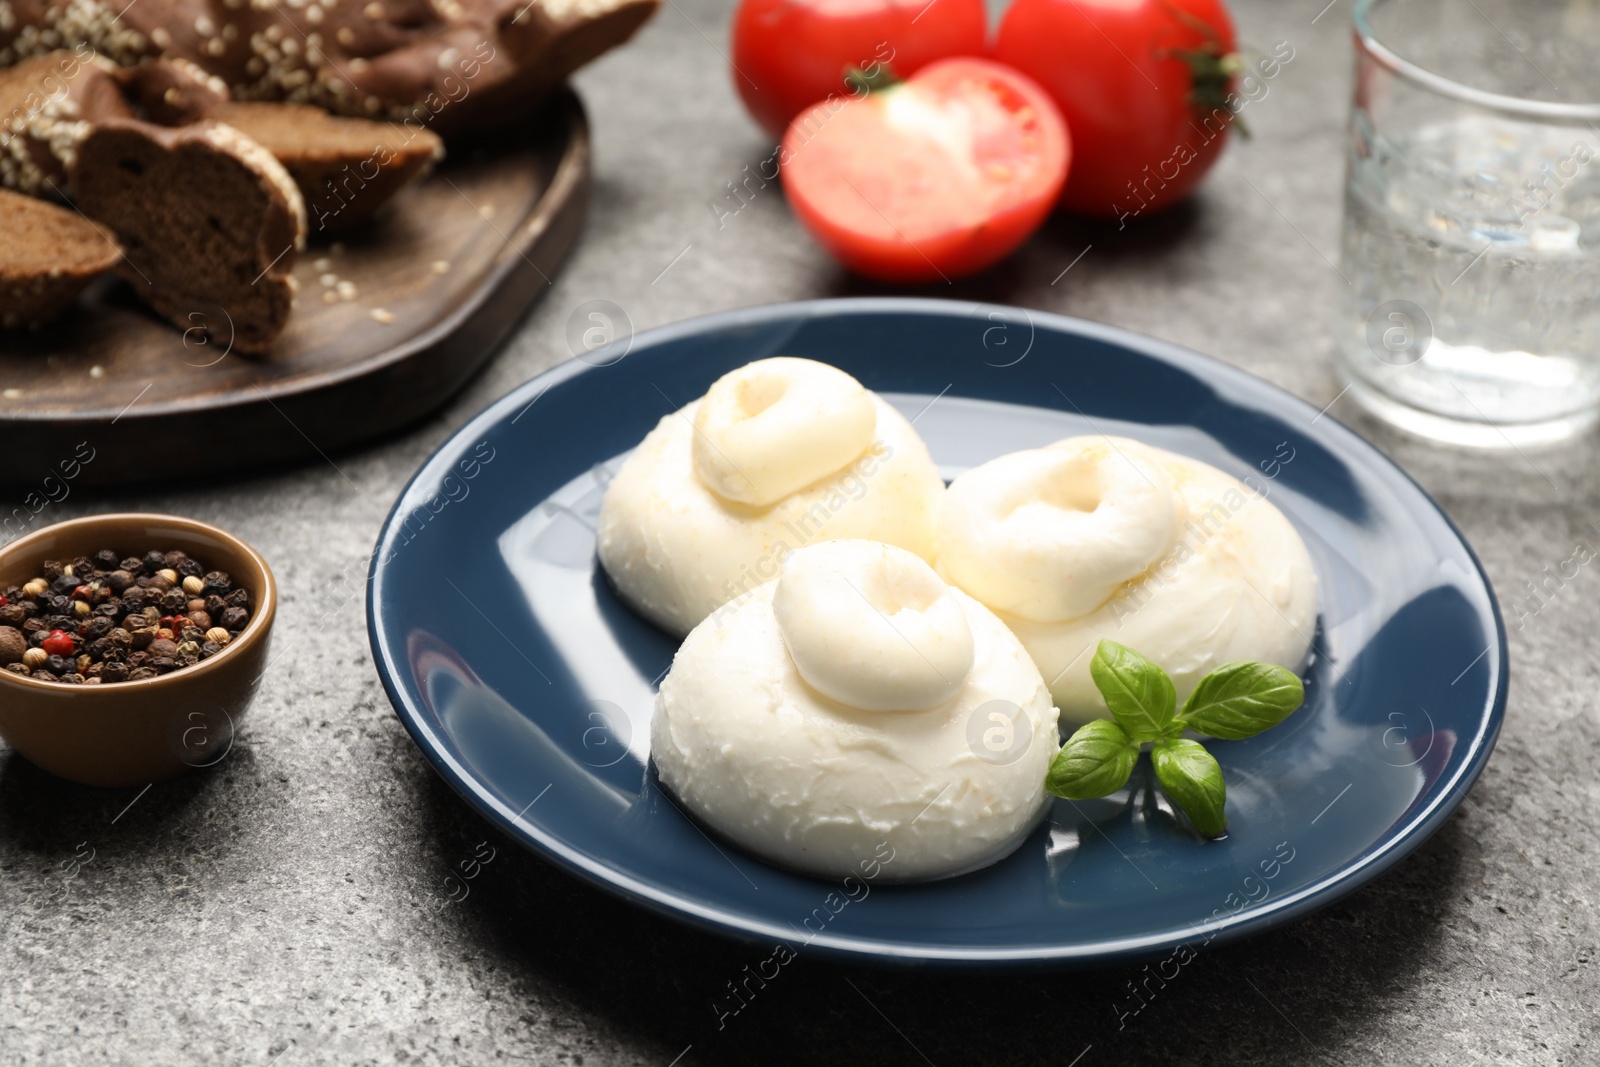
[1178,661,1305,740]
[1045,719,1139,800]
[1152,739,1227,837]
[1089,640,1176,742]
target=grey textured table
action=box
[3,2,1597,1064]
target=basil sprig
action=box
[1045,640,1305,838]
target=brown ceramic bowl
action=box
[0,513,276,787]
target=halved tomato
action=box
[780,58,1071,283]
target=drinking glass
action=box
[1336,0,1600,446]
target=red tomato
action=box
[732,0,989,141]
[781,58,1070,283]
[994,0,1241,218]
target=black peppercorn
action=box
[41,560,63,580]
[102,662,129,683]
[141,551,165,571]
[50,574,79,595]
[220,607,248,630]
[0,603,25,626]
[45,654,71,674]
[120,557,144,576]
[148,656,176,673]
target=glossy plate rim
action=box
[366,297,1508,968]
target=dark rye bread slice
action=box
[71,117,307,355]
[211,102,444,236]
[0,187,121,328]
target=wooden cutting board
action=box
[0,89,590,489]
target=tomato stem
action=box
[842,63,902,96]
[1169,46,1251,138]
[1154,1,1251,139]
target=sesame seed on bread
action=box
[0,51,132,195]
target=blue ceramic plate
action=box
[367,299,1506,967]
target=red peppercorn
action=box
[41,629,75,657]
[0,594,8,607]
